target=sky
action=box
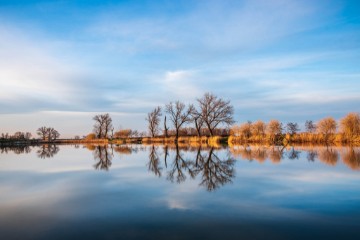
[0,0,359,138]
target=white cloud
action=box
[0,24,85,106]
[89,0,320,54]
[161,70,201,101]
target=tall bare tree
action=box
[197,92,234,136]
[146,106,162,137]
[165,101,194,139]
[93,113,113,139]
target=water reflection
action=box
[148,145,162,177]
[1,144,359,173]
[0,145,32,154]
[194,147,235,191]
[342,148,360,170]
[93,145,113,171]
[318,147,339,166]
[36,144,59,159]
[146,145,235,191]
[230,145,285,163]
[229,145,360,170]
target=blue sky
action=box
[0,0,359,137]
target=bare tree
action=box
[37,126,48,140]
[165,101,194,139]
[190,108,204,137]
[197,92,234,136]
[305,120,317,133]
[37,127,60,141]
[286,122,299,136]
[93,113,113,139]
[47,127,60,141]
[146,106,162,137]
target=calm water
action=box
[0,144,359,240]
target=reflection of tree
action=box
[306,150,318,162]
[341,148,360,170]
[194,148,235,191]
[167,145,193,183]
[37,144,59,158]
[0,145,32,154]
[147,145,162,177]
[268,146,284,163]
[157,145,235,191]
[288,147,300,160]
[230,145,272,163]
[93,145,113,171]
[113,145,134,155]
[318,147,338,166]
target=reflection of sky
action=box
[0,145,359,239]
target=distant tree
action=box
[131,130,139,138]
[286,122,299,135]
[267,120,282,135]
[165,101,194,139]
[74,135,80,140]
[266,120,283,143]
[340,112,360,140]
[37,127,60,141]
[37,126,48,140]
[85,133,96,140]
[238,121,252,139]
[47,128,60,141]
[305,120,317,133]
[93,113,113,139]
[197,92,234,136]
[251,120,266,136]
[317,117,337,142]
[114,129,132,138]
[13,132,25,139]
[24,132,32,140]
[146,106,162,137]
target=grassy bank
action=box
[228,133,360,146]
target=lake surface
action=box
[0,144,359,240]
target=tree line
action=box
[230,112,360,144]
[0,126,60,143]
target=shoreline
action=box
[1,134,360,147]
